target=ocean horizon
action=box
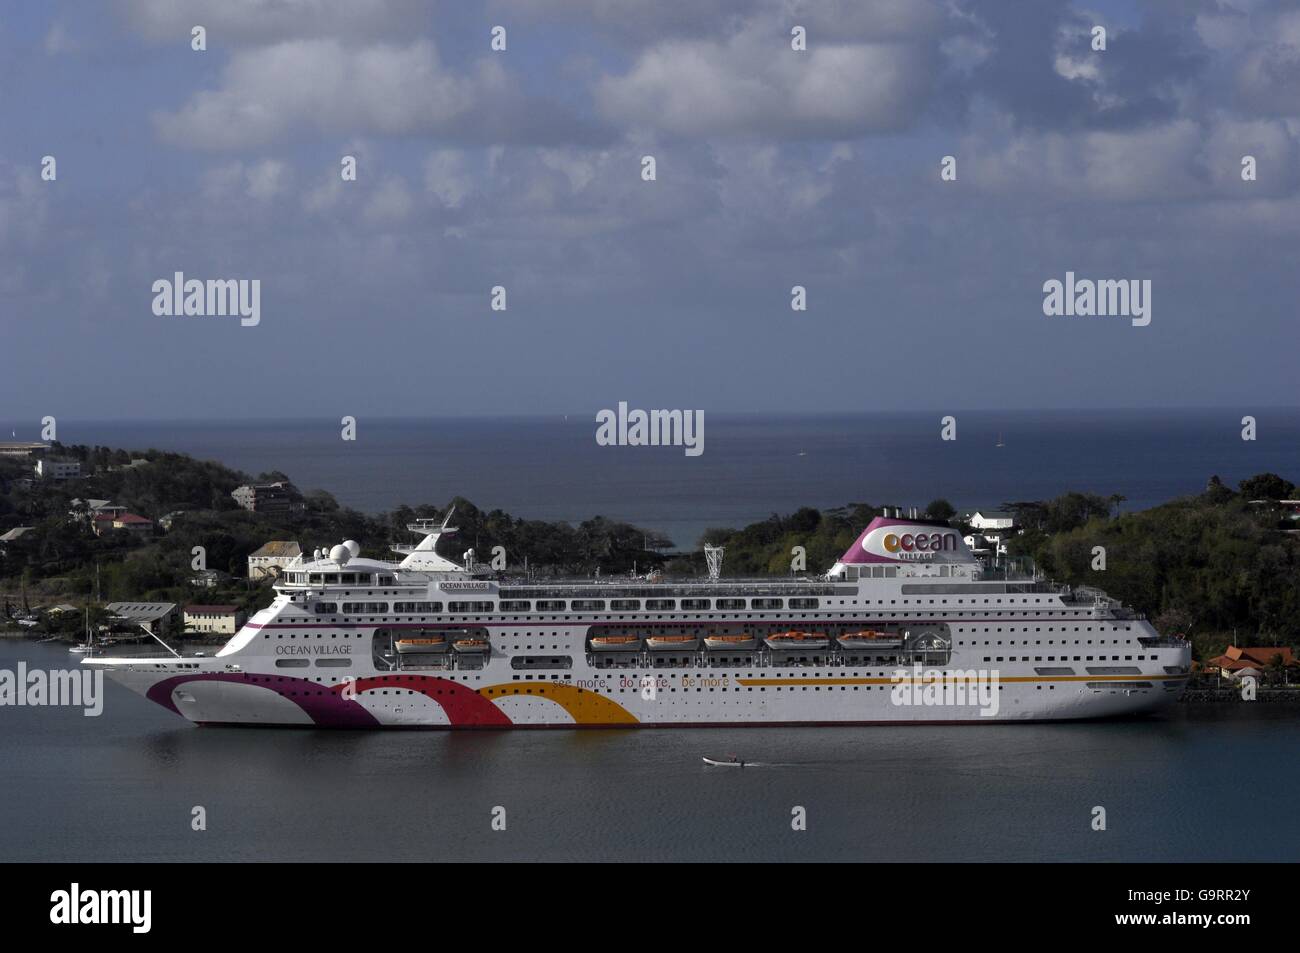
[7,408,1297,549]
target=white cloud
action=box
[201,159,291,202]
[0,164,50,249]
[961,115,1300,203]
[155,39,483,150]
[153,36,595,150]
[44,21,78,55]
[363,176,414,226]
[423,150,474,208]
[596,27,933,138]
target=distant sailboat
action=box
[996,432,1005,448]
[68,606,94,655]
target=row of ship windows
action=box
[309,597,1091,614]
[237,672,1102,685]
[257,683,1170,698]
[285,573,396,586]
[265,630,1130,641]
[956,631,1133,638]
[984,656,1144,662]
[213,685,1173,700]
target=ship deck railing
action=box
[495,579,854,598]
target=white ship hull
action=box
[91,655,1186,728]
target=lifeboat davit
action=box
[764,631,831,651]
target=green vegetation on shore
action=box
[0,444,674,619]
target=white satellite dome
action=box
[343,540,361,558]
[313,548,322,560]
[329,544,351,565]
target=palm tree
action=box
[1266,652,1287,687]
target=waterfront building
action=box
[969,510,1015,531]
[104,602,178,637]
[248,540,303,580]
[184,605,246,636]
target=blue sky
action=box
[2,0,1298,420]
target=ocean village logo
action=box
[881,530,958,556]
[1042,271,1151,327]
[442,581,494,592]
[50,883,151,934]
[0,664,103,716]
[890,665,1001,717]
[275,643,352,656]
[151,271,261,327]
[596,402,704,457]
[861,524,960,561]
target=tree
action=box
[1238,473,1295,501]
[924,499,956,521]
[1203,475,1234,505]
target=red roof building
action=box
[92,512,154,537]
[1206,645,1296,675]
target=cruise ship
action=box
[85,512,1191,727]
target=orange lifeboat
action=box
[764,631,830,651]
[703,634,757,651]
[590,635,642,652]
[395,636,448,654]
[837,630,903,649]
[646,635,701,651]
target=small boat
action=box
[590,635,642,652]
[764,631,830,651]
[70,609,94,652]
[703,757,756,768]
[452,638,490,654]
[704,634,757,651]
[646,635,699,651]
[395,636,448,654]
[837,630,902,649]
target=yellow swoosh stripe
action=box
[481,681,639,724]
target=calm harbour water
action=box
[2,641,1298,862]
[13,408,1300,548]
